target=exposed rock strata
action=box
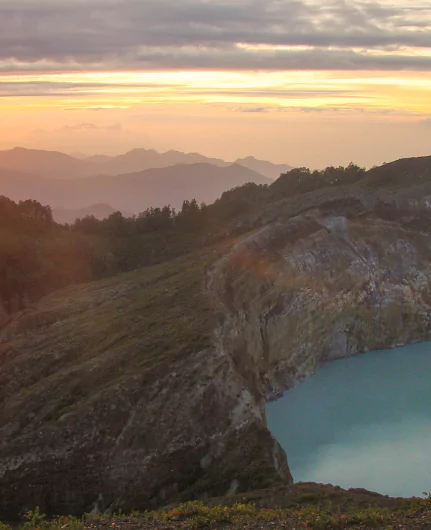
[210,194,431,398]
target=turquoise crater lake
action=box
[266,342,431,498]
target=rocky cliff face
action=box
[1,183,431,518]
[210,188,431,398]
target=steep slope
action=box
[0,163,270,212]
[0,252,289,518]
[210,185,431,398]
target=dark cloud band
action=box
[1,0,430,71]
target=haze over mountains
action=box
[52,204,122,225]
[0,147,291,220]
[0,147,291,180]
[0,161,270,216]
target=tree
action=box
[177,199,203,232]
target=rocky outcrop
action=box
[210,192,431,398]
[1,183,431,518]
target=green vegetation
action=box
[0,248,214,423]
[269,163,366,199]
[0,194,228,318]
[143,500,396,528]
[7,158,431,320]
[0,163,372,319]
[362,156,431,188]
[0,196,105,314]
[3,493,431,529]
[0,507,84,530]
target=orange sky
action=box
[1,0,431,168]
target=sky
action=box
[1,0,431,169]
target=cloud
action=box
[0,76,367,99]
[0,79,174,97]
[63,106,131,111]
[0,0,430,71]
[232,105,431,117]
[107,123,122,131]
[62,122,122,131]
[63,123,98,130]
[234,106,272,113]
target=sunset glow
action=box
[1,0,430,167]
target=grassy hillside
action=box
[1,249,214,407]
[360,156,431,188]
[1,484,431,529]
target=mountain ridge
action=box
[0,162,270,213]
[52,203,123,224]
[0,146,291,181]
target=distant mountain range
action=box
[52,204,123,224]
[0,163,270,217]
[233,156,293,180]
[0,147,292,180]
[83,149,232,176]
[0,147,290,222]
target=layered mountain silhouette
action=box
[0,163,270,215]
[0,148,90,179]
[234,156,292,180]
[84,148,231,176]
[0,147,291,180]
[52,203,123,224]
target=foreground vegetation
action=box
[3,489,431,530]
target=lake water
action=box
[266,342,431,497]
